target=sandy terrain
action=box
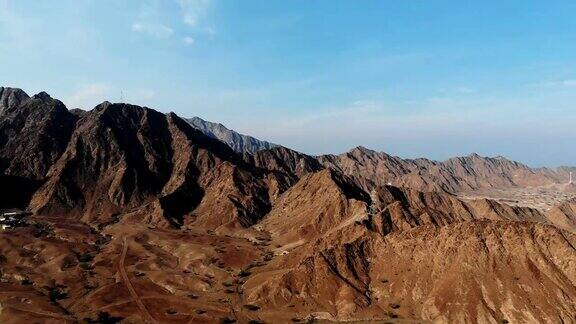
[459,183,576,211]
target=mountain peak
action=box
[350,145,376,154]
[32,91,53,100]
[0,87,30,114]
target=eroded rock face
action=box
[547,198,576,232]
[262,169,369,244]
[0,87,30,116]
[244,145,323,180]
[0,90,77,180]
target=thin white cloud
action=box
[177,0,211,27]
[131,1,174,39]
[65,83,111,109]
[131,22,173,38]
[183,36,195,45]
[529,79,576,89]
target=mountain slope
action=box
[244,221,576,322]
[243,145,323,179]
[186,116,277,154]
[243,177,576,322]
[26,101,288,228]
[547,198,576,232]
[0,91,77,180]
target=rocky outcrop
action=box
[244,145,323,179]
[547,198,576,232]
[186,116,277,154]
[0,87,30,116]
[262,169,369,244]
[0,91,77,180]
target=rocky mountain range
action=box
[0,87,575,323]
[186,116,278,154]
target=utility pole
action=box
[570,171,573,184]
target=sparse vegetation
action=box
[80,262,93,270]
[390,303,400,309]
[77,252,94,263]
[243,304,261,311]
[61,256,77,270]
[48,285,68,302]
[263,252,274,261]
[32,222,53,238]
[239,269,252,277]
[85,311,124,323]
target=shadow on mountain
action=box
[0,175,43,209]
[159,184,204,227]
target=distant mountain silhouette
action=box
[186,116,278,154]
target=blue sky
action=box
[1,0,576,167]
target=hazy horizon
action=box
[2,0,576,167]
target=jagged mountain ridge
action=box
[186,116,278,154]
[0,88,293,229]
[248,144,571,194]
[317,146,564,193]
[0,87,575,323]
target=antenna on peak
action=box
[120,90,124,103]
[570,171,573,184]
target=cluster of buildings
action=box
[0,210,30,230]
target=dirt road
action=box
[119,236,157,324]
